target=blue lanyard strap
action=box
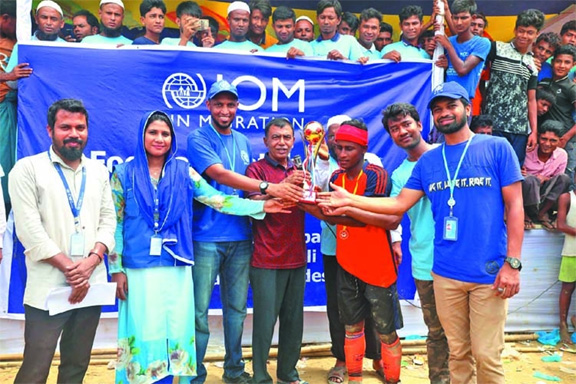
[210,124,236,172]
[53,162,86,231]
[441,135,474,217]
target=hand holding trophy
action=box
[299,121,325,203]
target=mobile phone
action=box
[199,19,209,31]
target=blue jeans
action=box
[191,240,252,383]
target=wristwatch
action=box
[505,257,522,271]
[259,181,269,195]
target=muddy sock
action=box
[345,330,365,381]
[381,337,402,383]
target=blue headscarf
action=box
[126,110,190,233]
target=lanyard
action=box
[53,161,86,232]
[210,124,236,172]
[442,135,474,217]
[341,169,364,233]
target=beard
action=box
[435,114,467,135]
[101,24,122,38]
[55,138,86,161]
[36,30,59,41]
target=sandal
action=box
[540,219,556,231]
[327,366,347,384]
[524,219,535,230]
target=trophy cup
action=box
[299,121,325,203]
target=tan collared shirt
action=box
[8,147,116,309]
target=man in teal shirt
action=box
[265,6,313,57]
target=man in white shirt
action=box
[10,99,116,384]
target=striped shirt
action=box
[483,41,538,135]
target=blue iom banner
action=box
[3,42,432,315]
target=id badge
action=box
[69,232,85,257]
[443,216,458,241]
[150,235,163,256]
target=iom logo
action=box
[162,73,207,109]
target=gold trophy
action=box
[300,121,325,203]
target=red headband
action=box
[335,124,368,146]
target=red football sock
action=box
[344,330,365,381]
[381,337,402,383]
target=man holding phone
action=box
[160,1,215,47]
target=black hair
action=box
[381,103,421,132]
[73,9,100,30]
[342,118,368,131]
[47,99,88,130]
[535,32,561,51]
[249,0,272,19]
[317,0,342,17]
[265,117,294,136]
[139,0,166,17]
[538,120,564,137]
[272,6,295,24]
[147,111,172,129]
[340,12,359,32]
[470,115,493,132]
[472,11,487,27]
[419,29,435,44]
[399,5,423,23]
[0,0,16,17]
[515,9,545,31]
[451,0,477,15]
[560,20,576,37]
[536,87,556,104]
[360,8,382,24]
[176,1,202,19]
[380,21,393,34]
[553,44,576,62]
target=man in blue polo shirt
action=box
[357,8,383,60]
[310,0,366,62]
[381,5,430,62]
[265,6,313,57]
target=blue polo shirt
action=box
[310,32,365,61]
[265,38,314,56]
[381,39,430,60]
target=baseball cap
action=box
[100,0,125,9]
[208,80,238,100]
[227,1,250,16]
[36,0,63,16]
[428,81,470,109]
[296,16,314,25]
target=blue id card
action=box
[443,216,458,241]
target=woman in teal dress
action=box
[109,111,285,384]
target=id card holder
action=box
[70,232,85,257]
[150,235,163,256]
[443,216,458,241]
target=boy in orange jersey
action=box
[311,119,403,383]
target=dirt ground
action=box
[1,339,576,383]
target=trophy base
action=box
[299,190,317,204]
